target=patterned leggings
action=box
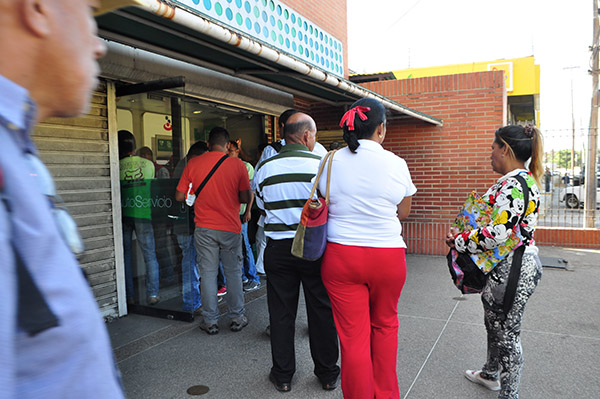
[480,251,542,399]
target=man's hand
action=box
[242,208,252,223]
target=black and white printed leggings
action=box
[479,251,543,399]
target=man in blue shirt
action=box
[0,1,133,398]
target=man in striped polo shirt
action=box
[254,112,340,393]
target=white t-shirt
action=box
[316,139,417,248]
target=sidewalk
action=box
[108,246,600,398]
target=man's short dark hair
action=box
[186,140,208,158]
[118,130,135,159]
[208,127,230,147]
[278,109,299,127]
[137,146,153,159]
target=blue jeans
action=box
[177,234,201,311]
[241,221,259,283]
[123,220,160,299]
[194,227,245,324]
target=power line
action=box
[386,0,424,32]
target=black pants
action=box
[265,238,340,383]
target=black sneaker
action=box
[199,320,219,335]
[230,315,248,332]
[243,280,261,292]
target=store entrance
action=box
[116,84,264,321]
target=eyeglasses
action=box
[26,154,84,255]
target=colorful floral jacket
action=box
[454,169,540,254]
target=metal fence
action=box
[538,127,599,228]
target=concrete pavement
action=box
[107,246,600,398]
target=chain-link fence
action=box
[539,127,599,228]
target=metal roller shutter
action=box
[32,81,119,318]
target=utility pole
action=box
[564,66,580,181]
[585,0,599,228]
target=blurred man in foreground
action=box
[0,1,133,398]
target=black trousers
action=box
[265,238,340,383]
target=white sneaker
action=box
[465,370,501,391]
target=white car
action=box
[559,178,600,208]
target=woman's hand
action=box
[445,227,459,248]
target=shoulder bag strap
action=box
[324,149,337,205]
[503,173,530,316]
[308,150,337,201]
[194,154,228,197]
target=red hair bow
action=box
[339,106,371,131]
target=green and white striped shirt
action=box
[254,143,322,240]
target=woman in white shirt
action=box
[317,98,416,399]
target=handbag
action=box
[447,174,530,294]
[291,150,337,261]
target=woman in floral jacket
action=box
[446,124,543,399]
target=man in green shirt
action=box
[119,131,161,305]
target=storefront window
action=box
[116,91,262,321]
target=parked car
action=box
[559,176,600,208]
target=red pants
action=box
[322,242,407,399]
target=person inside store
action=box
[317,98,415,399]
[0,1,130,397]
[255,109,328,168]
[445,124,543,399]
[172,140,209,313]
[118,130,162,306]
[138,145,177,287]
[137,146,171,179]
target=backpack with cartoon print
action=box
[447,174,530,305]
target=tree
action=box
[552,149,582,169]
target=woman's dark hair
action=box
[341,98,386,153]
[494,124,543,185]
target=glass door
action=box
[116,87,264,321]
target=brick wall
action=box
[282,0,348,78]
[302,71,597,253]
[536,227,600,249]
[358,71,507,255]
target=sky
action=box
[346,0,593,151]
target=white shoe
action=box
[465,370,501,391]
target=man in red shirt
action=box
[176,127,251,334]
